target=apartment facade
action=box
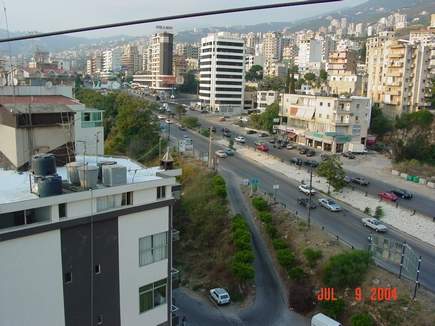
[0,154,180,326]
[199,33,245,115]
[296,38,323,73]
[257,90,280,112]
[261,32,283,62]
[327,49,363,96]
[277,94,371,153]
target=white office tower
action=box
[199,32,245,116]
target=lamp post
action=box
[307,166,313,228]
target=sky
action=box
[3,0,367,38]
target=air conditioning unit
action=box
[102,165,127,187]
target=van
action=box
[311,313,342,326]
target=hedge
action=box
[276,248,295,271]
[252,197,269,211]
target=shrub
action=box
[276,249,295,270]
[303,248,323,268]
[232,260,255,282]
[288,282,315,313]
[288,266,305,281]
[233,235,251,251]
[181,116,199,129]
[272,239,288,250]
[323,251,371,289]
[363,207,371,215]
[258,211,273,223]
[351,312,375,326]
[212,175,226,186]
[232,215,247,232]
[374,206,384,219]
[320,298,345,320]
[211,175,227,199]
[200,128,210,138]
[252,197,269,211]
[265,224,278,239]
[234,250,255,264]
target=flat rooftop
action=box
[0,95,79,105]
[0,155,163,205]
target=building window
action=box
[356,103,360,109]
[139,279,167,314]
[139,232,168,266]
[64,272,72,284]
[327,103,331,107]
[95,264,101,274]
[83,112,91,121]
[59,203,66,218]
[96,195,118,212]
[320,102,323,106]
[121,192,133,206]
[355,116,359,121]
[157,186,166,199]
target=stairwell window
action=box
[139,232,168,266]
[157,186,166,199]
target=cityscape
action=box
[0,0,435,326]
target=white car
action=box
[298,184,316,196]
[235,136,246,143]
[209,288,231,305]
[157,115,166,120]
[215,150,228,158]
[318,198,342,212]
[165,119,173,124]
[362,217,387,232]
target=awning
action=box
[288,106,315,121]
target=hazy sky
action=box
[3,0,367,37]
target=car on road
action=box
[342,151,356,159]
[286,143,295,150]
[165,119,172,124]
[297,197,317,209]
[303,159,319,168]
[234,136,246,143]
[211,126,216,133]
[157,114,166,120]
[299,147,308,155]
[291,157,303,166]
[256,143,269,152]
[224,148,235,156]
[259,132,269,137]
[306,150,316,157]
[178,125,186,131]
[200,110,208,114]
[223,130,231,137]
[298,184,316,196]
[351,177,369,186]
[269,139,276,144]
[170,94,175,99]
[209,288,231,305]
[378,191,398,202]
[246,129,257,134]
[344,176,351,183]
[215,150,228,158]
[318,198,342,211]
[390,189,413,199]
[362,217,387,232]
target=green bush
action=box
[276,249,295,270]
[265,224,278,239]
[252,197,269,211]
[212,175,225,186]
[351,312,375,326]
[303,248,323,268]
[200,128,210,138]
[233,235,251,251]
[233,250,255,264]
[258,211,273,223]
[181,116,199,129]
[374,206,384,219]
[232,215,247,231]
[320,298,345,320]
[272,239,288,250]
[232,260,255,282]
[323,251,371,289]
[363,207,371,215]
[288,266,305,281]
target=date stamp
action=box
[317,287,398,302]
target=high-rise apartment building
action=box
[262,32,283,62]
[103,48,122,73]
[296,38,322,73]
[199,32,245,115]
[122,45,140,76]
[327,49,363,96]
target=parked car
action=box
[286,143,295,150]
[291,157,303,165]
[200,110,209,114]
[209,288,231,305]
[256,144,269,152]
[390,189,413,199]
[351,177,369,186]
[299,147,308,155]
[311,313,342,326]
[344,176,351,183]
[269,139,276,144]
[165,119,172,124]
[211,126,216,132]
[246,130,257,134]
[259,132,269,137]
[224,148,235,156]
[223,131,231,137]
[157,114,166,120]
[362,217,387,232]
[342,151,356,159]
[378,191,398,202]
[178,125,186,131]
[219,117,226,122]
[234,136,246,143]
[306,150,316,157]
[298,184,316,195]
[215,150,228,158]
[318,198,342,212]
[297,197,317,209]
[304,160,319,168]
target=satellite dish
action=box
[45,81,53,88]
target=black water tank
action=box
[32,154,57,176]
[37,175,62,197]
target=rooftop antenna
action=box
[2,1,15,101]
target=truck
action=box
[348,142,367,154]
[311,313,342,326]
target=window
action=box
[83,112,91,121]
[355,116,359,121]
[157,186,166,199]
[64,272,72,284]
[139,232,168,266]
[59,203,66,218]
[97,195,118,212]
[95,264,101,274]
[139,279,167,313]
[320,102,323,106]
[121,192,133,206]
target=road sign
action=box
[273,184,280,190]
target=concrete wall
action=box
[0,230,65,326]
[118,207,169,326]
[0,124,18,165]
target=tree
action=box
[229,138,234,149]
[319,69,328,84]
[286,65,298,94]
[304,72,316,86]
[259,76,286,91]
[249,102,280,133]
[374,206,384,219]
[179,70,198,94]
[303,248,323,268]
[351,313,374,326]
[369,105,393,137]
[246,65,263,81]
[175,104,185,121]
[320,298,345,320]
[181,116,199,129]
[317,155,346,193]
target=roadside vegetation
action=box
[174,159,255,301]
[317,155,346,193]
[248,102,279,133]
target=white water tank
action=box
[102,165,127,187]
[78,165,99,189]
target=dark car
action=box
[390,189,413,199]
[260,132,269,138]
[299,147,308,155]
[306,150,315,157]
[178,125,186,131]
[291,157,303,165]
[320,154,330,161]
[223,131,231,137]
[269,139,276,144]
[297,197,317,209]
[211,126,216,133]
[342,151,356,159]
[351,177,369,186]
[200,110,209,114]
[246,130,257,134]
[304,159,319,168]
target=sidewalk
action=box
[218,139,435,247]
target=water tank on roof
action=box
[66,162,84,186]
[102,164,127,187]
[97,161,117,181]
[78,165,99,189]
[36,175,62,197]
[32,154,57,176]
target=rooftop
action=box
[0,95,79,106]
[0,104,74,114]
[0,155,163,205]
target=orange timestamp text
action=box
[317,287,398,302]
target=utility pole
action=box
[208,126,213,169]
[307,167,313,228]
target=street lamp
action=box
[307,166,313,228]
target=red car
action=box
[378,192,398,202]
[256,144,269,152]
